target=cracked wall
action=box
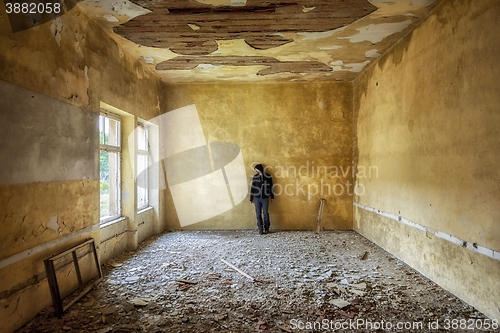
[0,4,165,332]
[1,0,498,330]
[353,0,500,319]
[161,81,354,231]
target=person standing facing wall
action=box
[249,163,274,235]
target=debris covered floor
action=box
[18,231,491,332]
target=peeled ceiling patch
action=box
[330,60,344,72]
[103,14,119,22]
[319,45,342,50]
[141,56,155,64]
[347,20,412,43]
[365,49,380,58]
[345,60,370,72]
[298,27,346,41]
[82,0,151,19]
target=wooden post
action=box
[315,198,326,234]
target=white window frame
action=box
[136,122,150,210]
[99,112,122,223]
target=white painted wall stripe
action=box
[353,202,499,262]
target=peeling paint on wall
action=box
[49,17,63,46]
[365,49,381,58]
[46,215,59,233]
[0,80,98,185]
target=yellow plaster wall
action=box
[0,5,165,332]
[0,180,99,258]
[353,0,500,319]
[162,82,355,230]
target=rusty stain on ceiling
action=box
[80,0,438,83]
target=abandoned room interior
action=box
[0,0,499,331]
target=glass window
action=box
[99,113,121,222]
[137,123,149,210]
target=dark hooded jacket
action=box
[250,164,274,202]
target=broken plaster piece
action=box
[329,298,350,308]
[130,298,148,306]
[350,289,365,296]
[125,276,140,283]
[351,282,367,290]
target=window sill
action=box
[100,216,127,229]
[137,206,153,215]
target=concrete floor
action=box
[17,230,493,332]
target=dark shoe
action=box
[258,229,263,235]
[264,229,269,234]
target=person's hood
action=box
[254,164,264,173]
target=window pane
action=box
[99,115,105,145]
[99,115,120,147]
[137,153,148,208]
[107,117,120,147]
[137,126,148,151]
[100,151,120,219]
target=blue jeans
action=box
[254,197,270,231]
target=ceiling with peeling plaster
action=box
[80,0,437,83]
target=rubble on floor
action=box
[17,231,492,332]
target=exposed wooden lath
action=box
[114,0,377,56]
[155,55,333,75]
